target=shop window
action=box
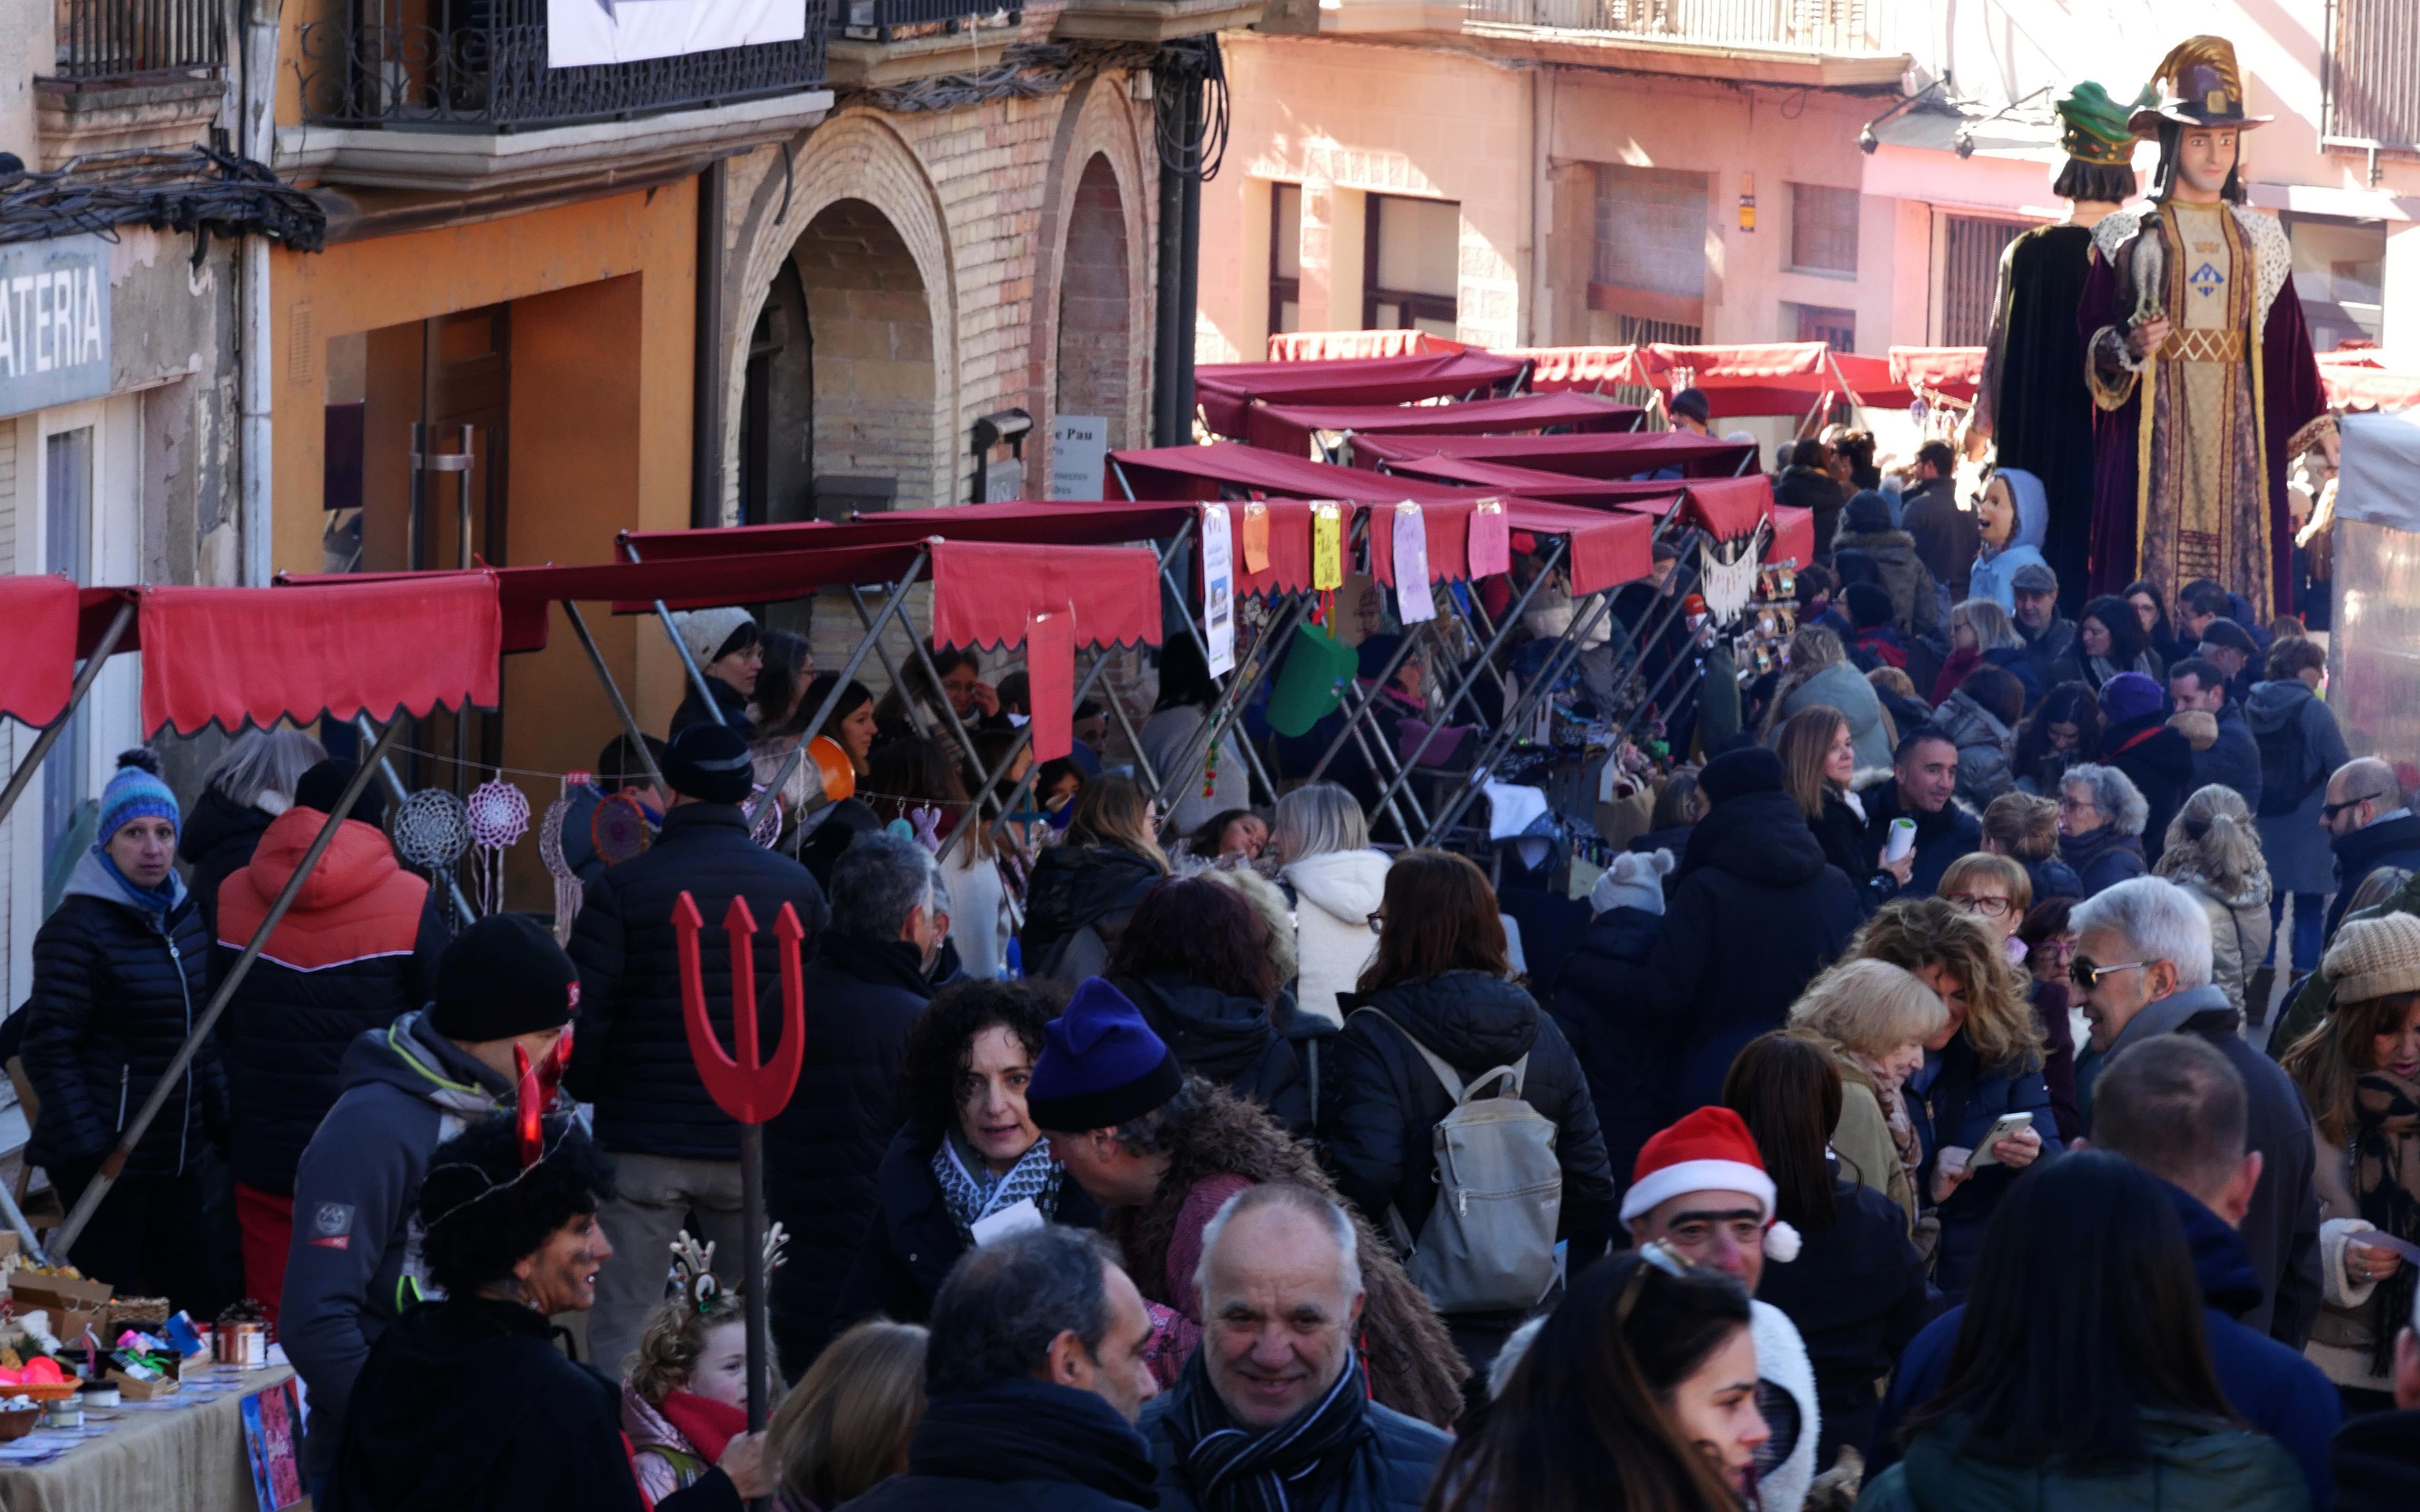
[1269,183,1301,337]
[1939,215,2031,346]
[1790,183,1860,275]
[1363,194,1459,336]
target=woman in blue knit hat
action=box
[21,749,240,1315]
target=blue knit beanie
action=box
[2099,671,2165,726]
[1026,978,1183,1134]
[97,750,179,842]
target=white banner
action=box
[549,0,806,69]
[1049,415,1108,501]
[1392,503,1435,624]
[1201,504,1236,676]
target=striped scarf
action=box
[1163,1340,1373,1512]
[930,1133,1062,1246]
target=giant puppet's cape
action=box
[1976,222,2099,603]
[2079,201,2332,620]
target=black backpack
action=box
[2256,713,2318,818]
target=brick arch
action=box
[724,111,959,519]
[1024,72,1153,496]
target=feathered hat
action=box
[2129,36,2271,135]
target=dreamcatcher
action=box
[747,784,783,850]
[538,773,586,944]
[465,777,531,918]
[591,788,655,867]
[1695,519,1770,627]
[393,789,471,928]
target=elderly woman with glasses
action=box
[1937,854,2082,1142]
[2057,762,2150,899]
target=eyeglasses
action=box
[2031,939,2076,962]
[2322,792,2393,821]
[2069,957,2152,990]
[1614,1240,1692,1324]
[1945,893,2015,919]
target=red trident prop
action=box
[512,1026,574,1169]
[674,890,807,1459]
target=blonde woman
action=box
[1763,625,1894,770]
[2154,784,2276,1018]
[1846,897,2056,1297]
[1271,782,1390,1028]
[1018,774,1168,982]
[1775,704,1911,911]
[1788,958,1948,1235]
[765,1319,927,1511]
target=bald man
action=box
[2321,758,2420,943]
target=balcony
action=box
[823,0,1024,89]
[38,0,228,168]
[1304,0,1905,87]
[286,0,833,192]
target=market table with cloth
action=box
[0,1366,295,1512]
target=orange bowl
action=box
[11,1381,80,1402]
[806,736,855,802]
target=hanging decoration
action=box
[748,784,784,850]
[591,788,655,868]
[538,774,584,945]
[393,789,471,928]
[908,803,944,852]
[465,776,532,918]
[1696,520,1770,626]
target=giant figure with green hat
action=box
[1963,80,2142,608]
[2079,35,2334,622]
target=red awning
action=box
[930,540,1162,650]
[1626,342,1846,419]
[1364,454,1687,511]
[1265,330,1465,361]
[1194,351,1531,439]
[1831,352,1916,409]
[1889,346,1985,403]
[619,500,1209,561]
[1364,498,1479,587]
[0,576,82,727]
[1770,504,1816,567]
[2319,350,2420,412]
[1245,391,1642,455]
[1350,429,1758,479]
[1109,443,1499,507]
[1502,502,1654,595]
[144,577,502,736]
[1497,346,1646,394]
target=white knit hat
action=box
[1591,849,1674,917]
[2323,913,2420,1004]
[670,606,756,670]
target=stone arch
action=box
[724,111,958,521]
[1024,73,1153,496]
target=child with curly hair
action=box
[621,1238,759,1504]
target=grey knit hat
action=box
[670,606,756,669]
[2321,914,2420,1004]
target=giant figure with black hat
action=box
[2078,35,2334,622]
[1963,81,2141,607]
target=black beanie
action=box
[662,722,755,805]
[294,759,388,830]
[1700,746,1785,806]
[1843,581,1897,631]
[431,914,581,1043]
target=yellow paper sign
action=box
[1311,502,1344,591]
[1242,500,1270,574]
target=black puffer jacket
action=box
[1550,906,1667,1180]
[178,788,274,940]
[2106,713,2197,867]
[1111,974,1309,1137]
[668,675,755,742]
[564,803,828,1161]
[766,931,948,1369]
[1322,971,1616,1261]
[1019,844,1160,982]
[1630,791,1864,1118]
[23,852,227,1177]
[1808,791,1897,914]
[214,808,448,1196]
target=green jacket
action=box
[2270,869,2420,1059]
[1858,1413,2308,1512]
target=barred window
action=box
[1790,183,1860,274]
[1940,216,2029,347]
[2325,0,2420,151]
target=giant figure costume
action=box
[2079,36,2333,621]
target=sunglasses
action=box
[2322,792,2393,821]
[1614,1240,1693,1324]
[1944,892,2015,919]
[2069,957,2151,990]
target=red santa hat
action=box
[1619,1106,1802,1263]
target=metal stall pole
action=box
[749,550,934,833]
[620,540,730,726]
[1154,519,1277,800]
[1095,689,1163,800]
[1304,617,1426,782]
[847,586,933,742]
[0,598,133,833]
[52,720,407,1260]
[1144,586,1312,823]
[354,713,477,924]
[563,601,672,795]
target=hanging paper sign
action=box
[1469,498,1510,578]
[1311,502,1344,591]
[1241,501,1271,575]
[1392,504,1435,624]
[1200,504,1236,676]
[1028,608,1076,762]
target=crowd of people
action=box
[9,493,2420,1512]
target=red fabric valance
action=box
[929,541,1161,650]
[1364,498,1481,587]
[1194,351,1530,439]
[1350,429,1757,479]
[1264,330,1465,361]
[1244,391,1641,455]
[619,500,1208,561]
[1499,346,1646,394]
[1676,476,1774,543]
[1888,346,1985,402]
[0,576,82,727]
[1366,453,1687,511]
[2319,350,2420,412]
[1769,504,1816,568]
[1109,443,1497,507]
[1502,503,1654,595]
[1637,343,1829,380]
[145,577,502,736]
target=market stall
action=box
[2318,349,2420,414]
[1346,428,1759,479]
[1193,349,1532,440]
[0,1362,303,1508]
[2324,407,2420,784]
[1264,330,1465,361]
[1245,390,1644,460]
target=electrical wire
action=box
[0,143,325,257]
[1151,34,1228,182]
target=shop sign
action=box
[0,235,110,416]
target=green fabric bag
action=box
[1267,621,1358,738]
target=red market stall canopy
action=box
[617,499,1214,562]
[1245,390,1644,456]
[0,575,504,735]
[1371,453,1690,510]
[929,541,1162,650]
[1194,350,1532,439]
[1889,346,1985,404]
[2318,350,2420,413]
[1498,346,1647,394]
[1349,429,1757,479]
[1629,342,1857,418]
[1264,330,1466,361]
[1831,352,1916,409]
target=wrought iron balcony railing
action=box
[53,0,226,83]
[1461,0,1882,52]
[831,0,1017,43]
[298,0,828,130]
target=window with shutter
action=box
[1789,184,1860,274]
[2326,0,2420,151]
[1939,215,2030,347]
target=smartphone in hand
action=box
[1965,1112,2034,1169]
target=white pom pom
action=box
[1763,1220,1802,1263]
